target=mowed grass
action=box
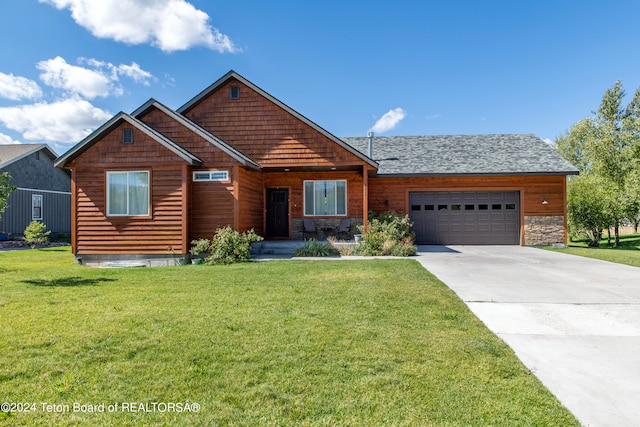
[546,233,640,267]
[0,248,578,426]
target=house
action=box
[54,71,578,266]
[0,144,71,237]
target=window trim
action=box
[106,170,151,217]
[192,170,229,182]
[303,179,347,217]
[32,194,43,221]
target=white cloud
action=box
[80,58,155,86]
[369,108,406,134]
[543,138,553,145]
[0,98,112,143]
[40,0,237,53]
[426,114,441,120]
[37,56,113,99]
[0,72,42,101]
[0,132,21,145]
[115,63,154,85]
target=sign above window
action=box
[193,171,229,182]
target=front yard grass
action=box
[545,233,640,267]
[0,248,578,426]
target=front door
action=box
[266,188,289,238]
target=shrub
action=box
[189,238,212,256]
[24,220,51,248]
[354,211,417,256]
[293,239,340,257]
[205,227,263,265]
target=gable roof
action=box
[55,112,203,168]
[132,99,261,170]
[178,70,378,169]
[0,144,58,169]
[342,134,579,177]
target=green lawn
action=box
[0,248,578,426]
[546,233,640,267]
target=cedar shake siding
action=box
[181,78,370,168]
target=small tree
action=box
[0,172,17,222]
[24,220,51,248]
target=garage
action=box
[409,191,520,245]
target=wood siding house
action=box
[55,71,578,266]
[0,144,71,237]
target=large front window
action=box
[107,171,150,216]
[304,180,347,216]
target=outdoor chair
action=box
[338,218,351,239]
[303,218,317,239]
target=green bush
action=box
[204,227,263,265]
[354,211,417,256]
[293,239,340,257]
[23,220,51,248]
[189,238,212,256]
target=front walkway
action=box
[415,245,640,427]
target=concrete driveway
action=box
[416,245,640,427]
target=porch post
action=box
[363,165,368,228]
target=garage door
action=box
[409,191,520,245]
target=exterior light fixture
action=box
[541,198,548,205]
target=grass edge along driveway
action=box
[0,248,578,426]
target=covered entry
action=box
[409,191,520,245]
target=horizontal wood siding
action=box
[189,175,235,240]
[70,125,189,254]
[264,171,364,219]
[237,167,264,235]
[183,78,367,168]
[368,175,567,217]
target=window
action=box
[478,204,488,210]
[411,205,421,211]
[438,205,448,211]
[32,194,43,220]
[122,128,134,144]
[304,180,347,216]
[193,171,229,182]
[425,205,435,211]
[451,204,461,211]
[230,85,240,99]
[465,204,475,210]
[107,171,150,216]
[492,204,502,210]
[506,203,516,210]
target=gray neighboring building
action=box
[0,144,71,237]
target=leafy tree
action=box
[556,81,640,246]
[0,172,17,221]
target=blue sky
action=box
[1,0,640,155]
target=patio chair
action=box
[303,218,317,239]
[337,218,351,239]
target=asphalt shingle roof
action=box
[0,144,52,169]
[342,134,579,176]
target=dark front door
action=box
[266,188,289,238]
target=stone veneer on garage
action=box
[524,215,565,246]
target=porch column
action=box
[363,165,368,228]
[181,164,190,253]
